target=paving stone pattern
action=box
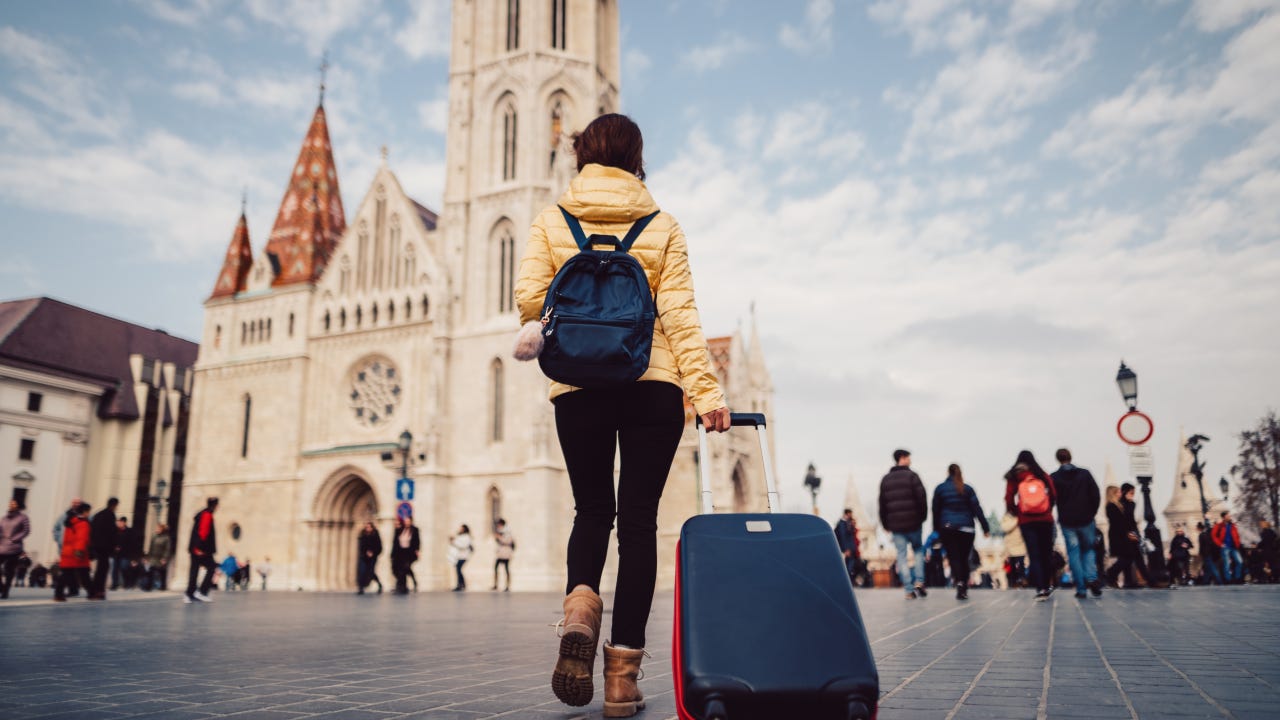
[1,586,1277,719]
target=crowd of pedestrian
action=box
[856,447,1278,602]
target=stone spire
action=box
[208,207,253,300]
[1163,429,1226,533]
[263,102,346,287]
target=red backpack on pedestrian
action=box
[1017,475,1051,515]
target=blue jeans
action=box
[1201,554,1224,584]
[892,531,925,590]
[1223,548,1244,582]
[1061,522,1098,593]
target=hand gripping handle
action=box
[695,412,778,514]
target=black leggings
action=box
[939,529,977,586]
[187,553,217,596]
[1021,522,1055,592]
[555,381,685,649]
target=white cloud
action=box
[1188,0,1278,32]
[244,0,374,55]
[132,0,220,27]
[0,26,127,139]
[895,31,1094,161]
[1007,0,1079,33]
[172,80,226,106]
[1045,12,1280,174]
[682,32,752,72]
[624,48,652,86]
[393,0,450,60]
[416,86,449,134]
[780,0,835,54]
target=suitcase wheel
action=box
[703,697,727,720]
[847,698,872,720]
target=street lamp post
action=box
[803,463,822,516]
[1219,476,1230,506]
[1115,362,1167,585]
[398,430,413,480]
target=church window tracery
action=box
[348,357,402,428]
[492,222,516,315]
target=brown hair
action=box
[948,463,964,493]
[1056,448,1071,464]
[573,113,646,180]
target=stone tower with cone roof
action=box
[209,209,253,300]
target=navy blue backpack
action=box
[538,206,660,389]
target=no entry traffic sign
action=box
[1117,410,1154,446]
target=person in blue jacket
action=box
[932,464,990,600]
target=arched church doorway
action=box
[312,472,377,590]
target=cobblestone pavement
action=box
[2,585,1278,719]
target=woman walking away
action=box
[390,517,420,595]
[1104,484,1149,588]
[932,464,990,600]
[1004,451,1058,601]
[55,503,92,602]
[514,113,730,717]
[448,524,472,591]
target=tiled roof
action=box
[263,103,346,287]
[410,199,439,232]
[0,297,198,420]
[209,212,254,299]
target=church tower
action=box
[429,0,621,589]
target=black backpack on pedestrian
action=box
[537,206,659,389]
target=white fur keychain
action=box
[512,320,544,361]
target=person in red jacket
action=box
[1212,511,1244,583]
[186,497,218,603]
[55,502,92,602]
[1004,450,1058,601]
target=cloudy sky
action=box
[2,0,1278,535]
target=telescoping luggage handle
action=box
[694,412,779,515]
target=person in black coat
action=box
[390,516,421,595]
[931,464,989,600]
[878,449,929,599]
[834,509,860,585]
[1103,484,1149,588]
[1258,520,1278,583]
[357,521,384,594]
[1168,528,1194,585]
[88,498,119,600]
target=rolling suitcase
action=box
[673,412,879,720]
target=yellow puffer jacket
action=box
[515,164,725,415]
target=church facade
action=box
[177,0,774,593]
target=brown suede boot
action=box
[602,642,647,718]
[551,584,603,706]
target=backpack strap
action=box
[558,206,590,250]
[619,211,660,252]
[559,206,660,253]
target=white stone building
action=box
[0,297,197,566]
[177,0,775,593]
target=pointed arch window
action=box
[371,302,379,325]
[340,308,347,330]
[549,99,564,174]
[388,301,395,322]
[488,486,503,534]
[403,245,416,287]
[422,294,430,318]
[356,305,363,328]
[502,102,518,181]
[405,296,413,320]
[490,359,505,442]
[288,312,295,337]
[498,231,516,313]
[324,311,331,332]
[551,0,567,50]
[241,394,252,458]
[389,215,401,288]
[357,223,369,290]
[506,0,520,51]
[339,256,351,295]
